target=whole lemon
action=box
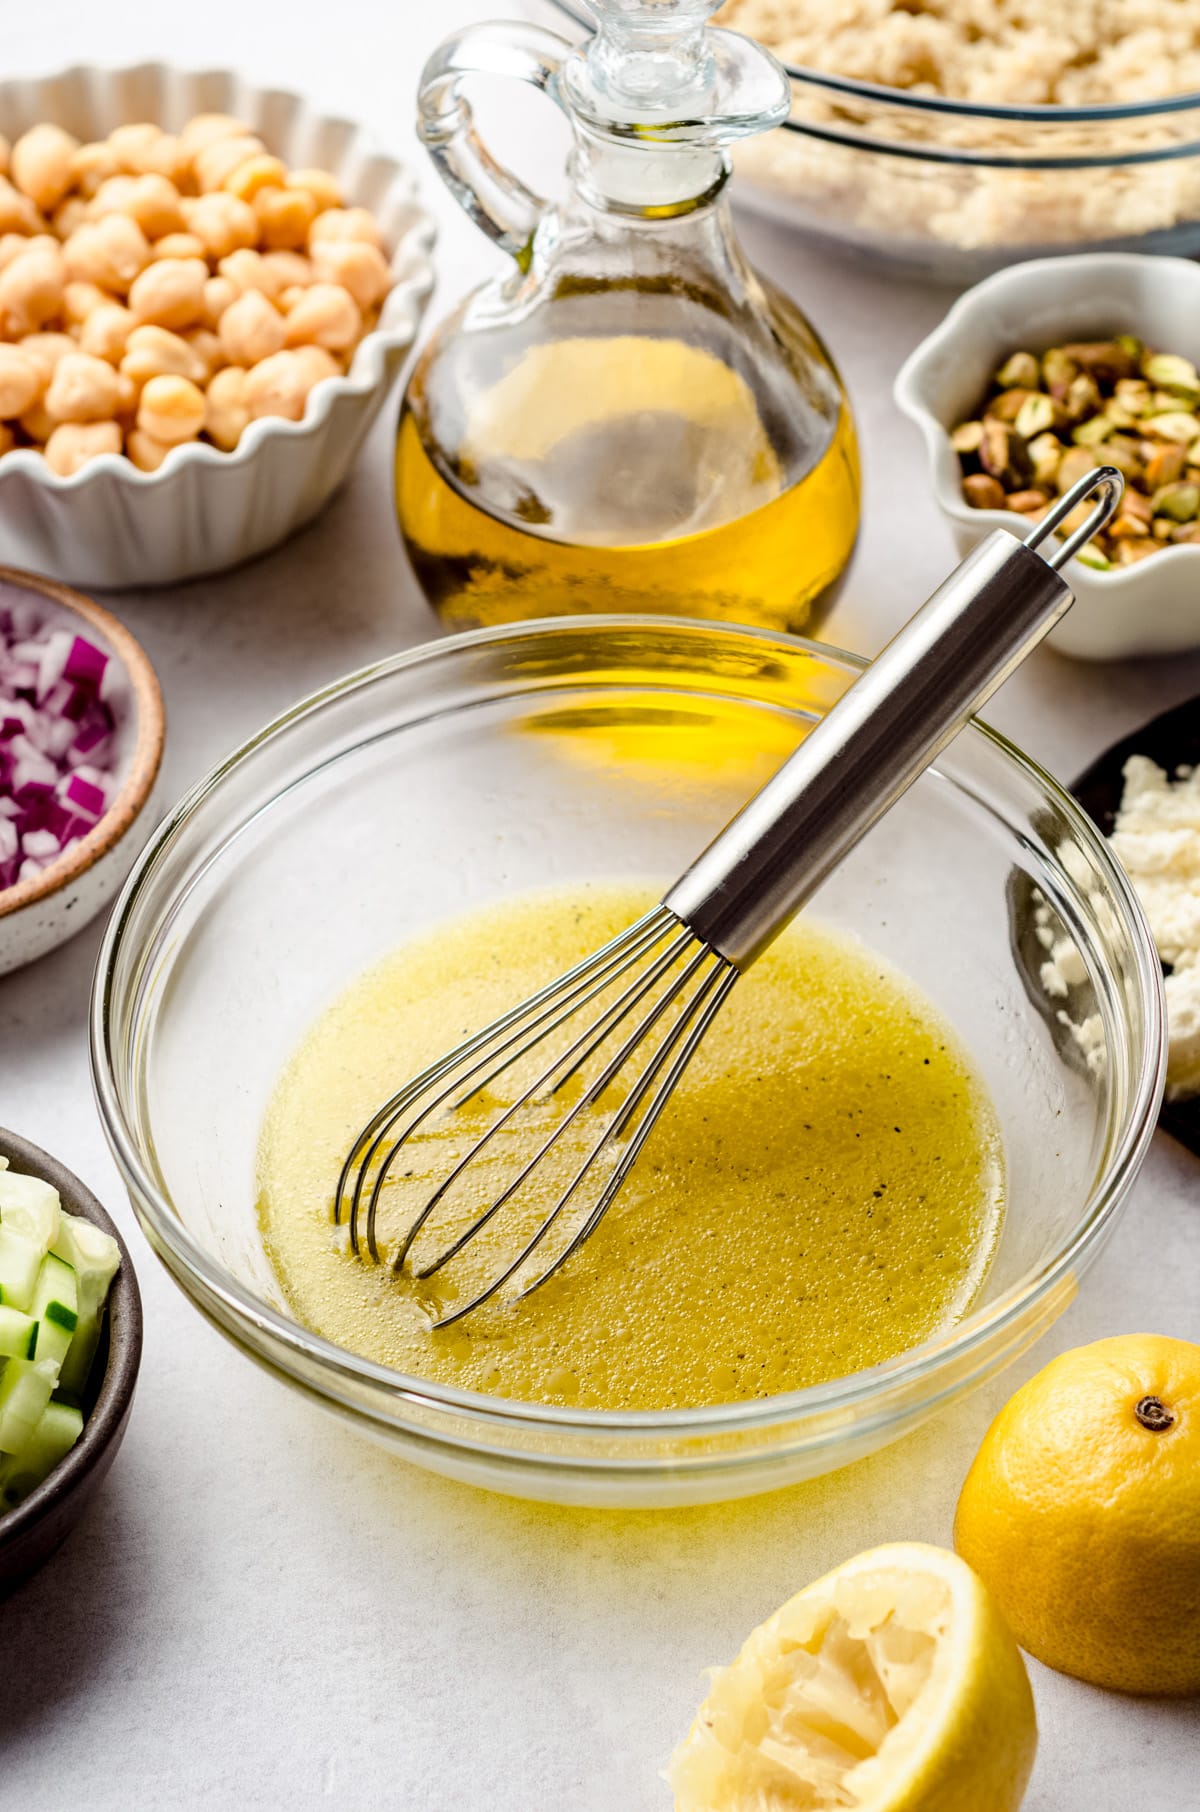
[955,1333,1200,1695]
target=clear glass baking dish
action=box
[548,1,1200,284]
[91,619,1164,1507]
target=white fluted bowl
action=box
[0,64,436,589]
[895,254,1200,663]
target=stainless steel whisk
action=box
[336,468,1121,1326]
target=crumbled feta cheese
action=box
[1109,754,1200,1100]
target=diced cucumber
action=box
[53,1210,120,1400]
[0,1357,57,1455]
[0,1225,45,1314]
[30,1252,78,1369]
[0,1166,60,1250]
[0,1399,83,1509]
[0,1305,38,1360]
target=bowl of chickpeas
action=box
[0,63,436,587]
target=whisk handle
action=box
[664,469,1121,970]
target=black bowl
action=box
[0,1127,142,1594]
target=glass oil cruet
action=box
[396,0,861,634]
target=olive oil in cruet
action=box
[396,0,860,634]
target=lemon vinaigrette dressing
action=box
[257,887,1004,1412]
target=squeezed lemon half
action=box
[667,1542,1036,1812]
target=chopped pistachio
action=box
[1115,538,1159,565]
[986,387,1034,424]
[996,350,1040,389]
[1064,372,1103,420]
[1101,436,1146,481]
[1014,393,1057,440]
[1170,522,1200,544]
[1072,415,1113,447]
[1057,445,1099,493]
[1143,353,1200,400]
[1041,346,1080,401]
[962,472,1008,511]
[1006,487,1049,513]
[1153,480,1200,522]
[1076,543,1114,570]
[951,420,985,455]
[1062,340,1137,384]
[1144,412,1200,443]
[1152,516,1176,540]
[1114,378,1153,415]
[1110,511,1150,540]
[980,418,1033,488]
[1144,443,1187,489]
[1116,334,1144,361]
[1027,431,1063,488]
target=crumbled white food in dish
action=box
[1109,753,1200,1100]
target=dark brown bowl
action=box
[0,1127,142,1595]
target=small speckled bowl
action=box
[0,569,164,976]
[0,1127,142,1595]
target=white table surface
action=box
[1,3,1199,1804]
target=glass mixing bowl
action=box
[91,620,1165,1508]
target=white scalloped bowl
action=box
[0,64,436,589]
[895,254,1200,663]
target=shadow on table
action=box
[0,1464,141,1753]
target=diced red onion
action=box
[0,595,118,895]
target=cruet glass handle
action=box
[416,22,571,265]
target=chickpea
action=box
[283,282,361,352]
[143,134,192,188]
[292,345,341,386]
[18,400,55,441]
[43,419,121,476]
[107,123,166,175]
[0,231,55,274]
[152,232,207,262]
[260,250,312,292]
[87,175,140,219]
[46,351,126,423]
[218,287,285,365]
[70,140,121,198]
[308,206,384,251]
[128,256,208,330]
[0,136,9,179]
[0,344,42,418]
[51,195,89,239]
[244,345,337,421]
[0,242,66,335]
[194,135,265,194]
[309,238,391,310]
[121,324,208,386]
[0,174,44,235]
[278,285,307,312]
[286,167,342,213]
[63,215,151,293]
[180,113,249,154]
[123,174,185,240]
[216,247,270,296]
[79,301,135,363]
[10,123,79,214]
[225,153,286,203]
[202,274,237,328]
[136,372,205,444]
[17,332,74,386]
[185,326,225,379]
[126,427,174,472]
[182,192,258,260]
[204,363,249,450]
[254,184,316,250]
[63,279,112,327]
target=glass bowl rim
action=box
[90,614,1167,1441]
